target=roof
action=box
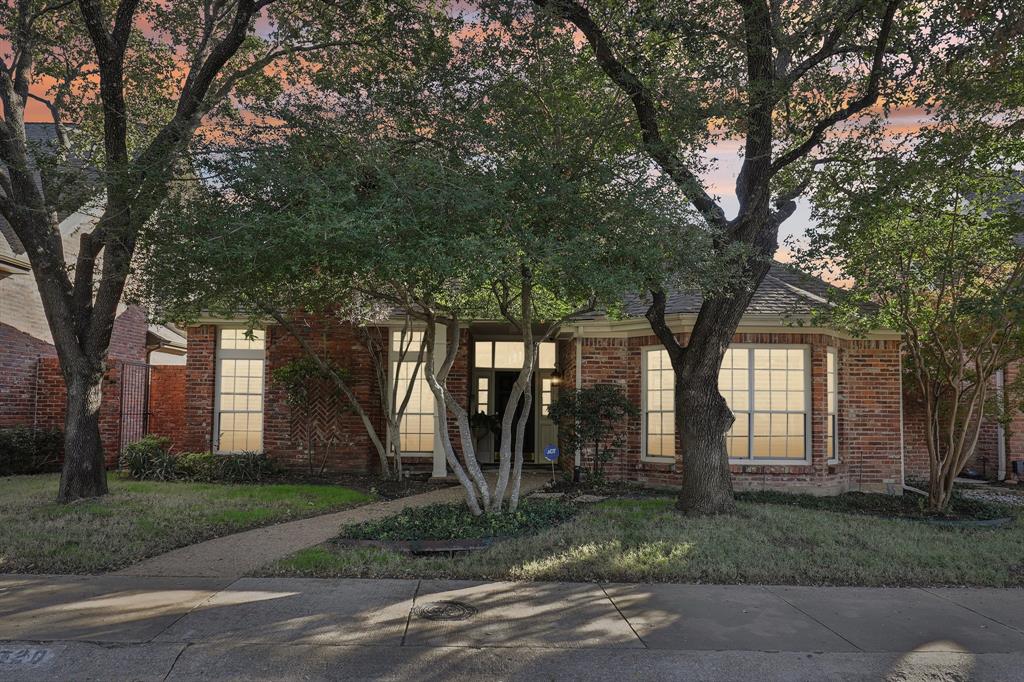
[578,261,841,321]
[0,123,91,255]
[146,323,188,355]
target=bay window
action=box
[642,345,812,462]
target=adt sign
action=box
[543,445,559,462]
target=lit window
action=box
[642,346,810,461]
[476,376,490,413]
[392,331,434,453]
[541,377,554,416]
[215,329,265,452]
[643,349,675,458]
[474,341,556,369]
[827,347,839,463]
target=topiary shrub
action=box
[0,426,64,475]
[118,435,178,481]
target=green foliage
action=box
[0,427,64,476]
[547,384,638,480]
[735,490,1013,522]
[119,436,178,481]
[338,499,576,541]
[119,438,276,484]
[272,356,350,409]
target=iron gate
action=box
[119,361,151,452]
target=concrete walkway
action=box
[2,575,1023,680]
[116,473,549,579]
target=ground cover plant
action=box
[265,494,1024,586]
[0,474,372,573]
[339,499,577,542]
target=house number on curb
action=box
[0,648,54,666]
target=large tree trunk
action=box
[649,254,772,517]
[58,371,108,502]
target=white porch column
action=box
[431,322,448,478]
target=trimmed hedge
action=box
[0,426,64,476]
[119,435,275,483]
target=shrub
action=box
[177,451,275,483]
[0,426,63,475]
[338,499,577,541]
[119,436,177,481]
[548,384,638,481]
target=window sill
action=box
[729,459,812,468]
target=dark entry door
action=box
[494,371,535,457]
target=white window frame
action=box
[387,329,434,457]
[213,327,266,454]
[640,345,676,463]
[827,346,839,464]
[640,344,813,466]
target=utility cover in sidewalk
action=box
[413,600,478,621]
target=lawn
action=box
[264,496,1024,587]
[0,474,373,574]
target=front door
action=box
[494,371,536,461]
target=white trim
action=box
[997,368,1007,481]
[639,343,814,467]
[640,344,675,464]
[574,330,582,468]
[572,314,901,340]
[213,326,266,454]
[826,346,839,465]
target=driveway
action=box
[1,574,1023,680]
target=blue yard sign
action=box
[543,445,560,483]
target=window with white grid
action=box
[215,329,265,453]
[827,347,839,463]
[642,345,810,462]
[391,331,434,453]
[643,348,676,458]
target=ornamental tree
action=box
[796,127,1024,511]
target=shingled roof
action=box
[580,261,839,320]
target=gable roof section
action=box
[578,261,841,321]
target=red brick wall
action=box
[0,306,148,467]
[571,332,903,494]
[182,325,217,452]
[148,365,186,450]
[183,319,473,474]
[33,358,124,467]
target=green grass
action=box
[263,497,1024,586]
[0,474,373,574]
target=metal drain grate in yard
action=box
[413,600,478,621]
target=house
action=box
[177,261,1021,494]
[0,123,186,463]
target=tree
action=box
[0,0,422,501]
[548,384,638,481]
[505,0,1003,514]
[796,128,1024,511]
[137,18,687,512]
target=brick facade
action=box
[148,365,187,449]
[183,318,472,474]
[184,319,904,492]
[0,306,149,467]
[562,331,902,495]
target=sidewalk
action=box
[115,473,549,578]
[1,575,1023,680]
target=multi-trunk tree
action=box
[797,127,1024,511]
[0,0,428,501]
[511,0,1000,514]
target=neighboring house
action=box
[0,123,186,464]
[181,261,983,495]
